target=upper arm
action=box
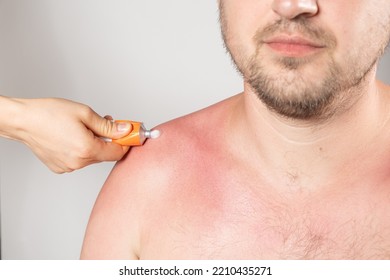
[80,121,187,259]
[80,157,143,259]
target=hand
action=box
[1,97,132,173]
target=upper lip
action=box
[262,35,325,48]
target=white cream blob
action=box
[149,129,161,139]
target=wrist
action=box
[0,96,28,141]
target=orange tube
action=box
[112,120,147,146]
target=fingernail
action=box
[117,122,131,132]
[104,115,114,121]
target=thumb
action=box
[88,113,132,139]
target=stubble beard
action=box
[246,52,345,120]
[221,17,387,121]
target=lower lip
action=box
[266,42,323,57]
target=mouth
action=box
[262,35,325,57]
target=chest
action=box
[140,176,390,259]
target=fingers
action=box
[50,139,130,173]
[92,138,131,162]
[83,109,132,140]
[10,98,133,173]
[111,121,133,139]
[78,110,132,168]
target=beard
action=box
[244,50,380,120]
[246,53,345,120]
[220,15,389,121]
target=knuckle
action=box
[78,144,95,160]
[51,167,65,174]
[101,120,114,136]
[80,105,95,121]
[66,144,96,171]
[67,159,84,172]
[50,164,72,174]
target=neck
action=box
[233,70,390,191]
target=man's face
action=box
[219,0,390,119]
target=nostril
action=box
[272,0,319,20]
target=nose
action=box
[272,0,319,19]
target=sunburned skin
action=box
[81,90,390,259]
[81,0,390,259]
[139,96,390,260]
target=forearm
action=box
[0,95,26,141]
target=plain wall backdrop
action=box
[0,0,389,259]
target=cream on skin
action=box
[145,129,161,139]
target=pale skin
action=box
[0,96,131,173]
[81,0,390,259]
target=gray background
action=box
[0,0,241,259]
[0,0,389,259]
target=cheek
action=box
[222,1,273,63]
[323,1,390,64]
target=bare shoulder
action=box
[81,94,241,259]
[116,96,236,179]
[114,94,242,183]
